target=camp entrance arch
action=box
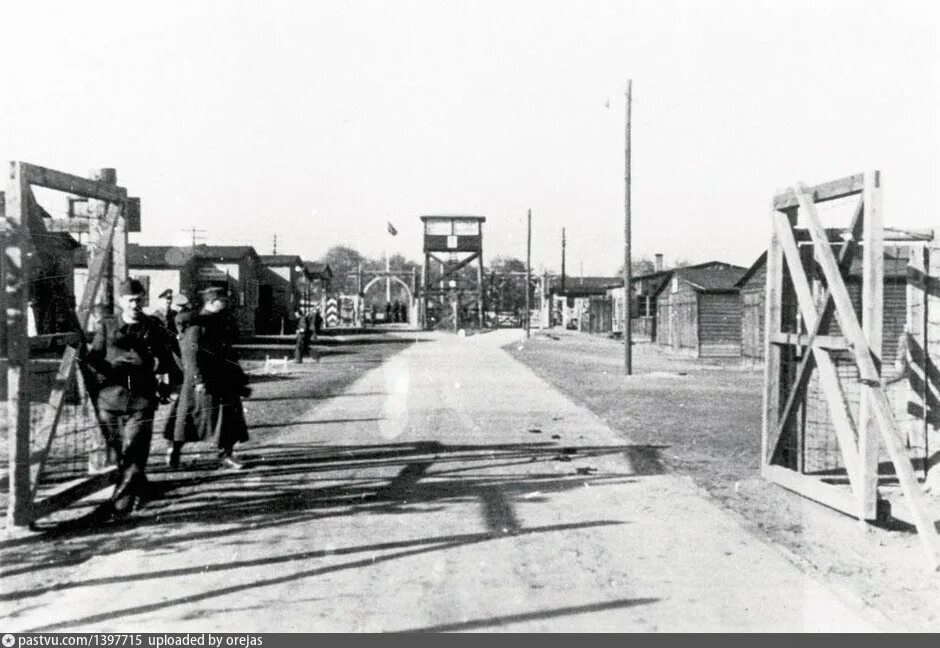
[362,273,414,304]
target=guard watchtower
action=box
[420,215,486,330]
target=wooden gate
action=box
[3,162,137,527]
[762,171,940,569]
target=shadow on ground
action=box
[2,439,666,632]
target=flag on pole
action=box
[387,221,398,236]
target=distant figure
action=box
[154,290,184,403]
[385,302,392,323]
[294,308,310,363]
[371,305,378,325]
[313,310,323,337]
[401,302,408,323]
[153,288,179,338]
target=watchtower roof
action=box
[420,215,486,222]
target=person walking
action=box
[162,295,196,468]
[85,279,175,516]
[181,286,252,470]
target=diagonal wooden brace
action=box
[772,211,863,497]
[770,199,864,462]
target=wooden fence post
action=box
[5,162,34,526]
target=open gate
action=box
[3,162,138,527]
[762,171,940,569]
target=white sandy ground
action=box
[2,330,883,632]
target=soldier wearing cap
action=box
[153,288,179,338]
[85,278,175,516]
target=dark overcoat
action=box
[168,310,250,447]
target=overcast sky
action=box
[2,0,937,275]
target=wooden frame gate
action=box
[4,161,138,527]
[762,171,940,569]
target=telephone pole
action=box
[525,208,532,338]
[182,227,207,248]
[560,227,567,292]
[623,78,633,375]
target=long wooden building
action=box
[653,262,748,358]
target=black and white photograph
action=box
[1,0,938,634]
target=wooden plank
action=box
[86,169,117,311]
[772,211,862,493]
[761,213,784,467]
[770,332,849,350]
[795,184,940,569]
[792,226,933,243]
[31,467,117,521]
[773,173,865,210]
[763,465,865,519]
[5,162,35,526]
[859,171,884,520]
[22,162,127,202]
[45,218,91,233]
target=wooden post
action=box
[623,78,633,375]
[858,171,884,519]
[477,250,485,329]
[87,168,118,312]
[561,227,566,292]
[422,255,430,329]
[761,206,784,470]
[0,190,6,401]
[5,162,34,526]
[525,208,532,338]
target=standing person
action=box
[153,289,178,337]
[153,289,182,404]
[162,294,196,468]
[184,286,251,470]
[313,309,324,337]
[85,279,174,516]
[294,308,309,364]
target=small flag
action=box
[387,221,398,236]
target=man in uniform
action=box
[86,279,175,517]
[153,288,179,337]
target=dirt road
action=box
[1,330,881,631]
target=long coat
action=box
[167,310,250,448]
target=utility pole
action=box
[273,233,277,255]
[623,78,633,375]
[561,227,567,292]
[183,227,207,248]
[525,208,532,338]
